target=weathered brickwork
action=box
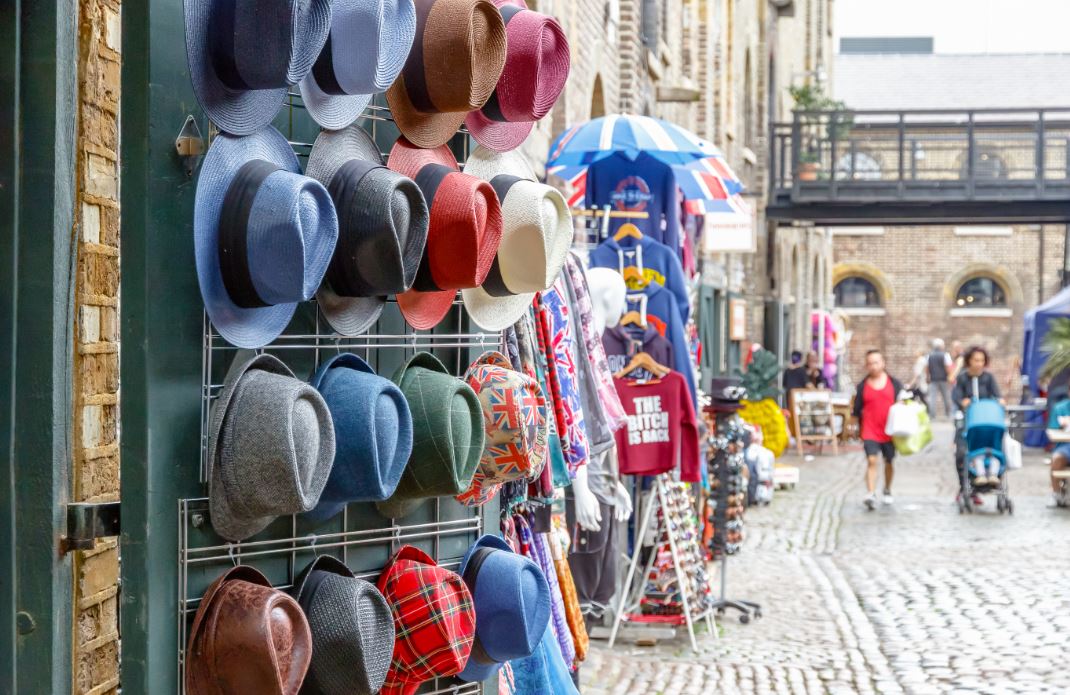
[833,225,1065,391]
[72,0,121,692]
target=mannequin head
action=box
[586,267,627,335]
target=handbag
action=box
[1003,434,1023,470]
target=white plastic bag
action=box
[1003,434,1023,470]
[886,400,922,438]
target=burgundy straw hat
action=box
[387,138,503,330]
[386,0,507,148]
[465,0,571,152]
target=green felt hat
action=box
[376,352,484,518]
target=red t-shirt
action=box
[613,372,700,482]
[861,376,895,443]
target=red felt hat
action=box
[387,138,503,329]
[464,0,571,152]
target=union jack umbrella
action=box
[547,114,721,168]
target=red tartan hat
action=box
[376,545,477,695]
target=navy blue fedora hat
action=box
[457,534,551,682]
[305,353,413,521]
[194,126,339,348]
[185,0,332,135]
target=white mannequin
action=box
[573,262,634,532]
[585,267,627,335]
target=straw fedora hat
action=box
[184,0,331,135]
[456,535,551,683]
[460,146,572,331]
[291,556,396,695]
[386,0,507,148]
[304,353,413,521]
[194,126,339,348]
[186,566,312,695]
[208,352,335,541]
[387,138,502,330]
[464,0,571,152]
[306,126,429,336]
[299,0,416,129]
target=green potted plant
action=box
[789,83,852,181]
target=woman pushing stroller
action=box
[953,347,1006,503]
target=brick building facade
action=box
[833,225,1065,394]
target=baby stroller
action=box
[957,399,1013,515]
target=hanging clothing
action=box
[517,515,576,670]
[549,527,588,663]
[584,151,681,254]
[613,373,700,482]
[508,625,581,695]
[624,284,696,403]
[588,235,689,324]
[602,324,675,382]
[538,283,590,476]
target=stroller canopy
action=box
[1023,285,1070,392]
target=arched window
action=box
[834,276,881,308]
[955,277,1007,308]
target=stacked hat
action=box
[208,353,335,541]
[291,556,396,695]
[186,566,312,695]
[465,0,571,152]
[456,352,548,506]
[305,354,413,521]
[376,353,484,519]
[388,139,503,330]
[461,146,573,330]
[456,535,551,682]
[195,126,339,348]
[708,376,747,413]
[386,0,507,147]
[184,0,331,135]
[299,0,416,129]
[306,126,429,336]
[376,545,476,695]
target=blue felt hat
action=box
[305,353,413,521]
[194,126,339,348]
[457,534,551,682]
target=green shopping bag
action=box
[893,404,932,456]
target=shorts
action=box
[863,439,896,461]
[1054,443,1070,461]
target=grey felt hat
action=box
[306,126,429,336]
[292,556,396,695]
[208,352,336,541]
[184,0,332,135]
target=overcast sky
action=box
[835,0,1070,54]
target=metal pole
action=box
[1039,225,1046,305]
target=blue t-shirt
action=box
[585,151,681,254]
[1047,398,1070,429]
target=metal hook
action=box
[308,534,319,558]
[227,542,239,567]
[390,524,402,554]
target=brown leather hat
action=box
[386,0,507,148]
[186,566,312,695]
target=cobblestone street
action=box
[584,423,1070,694]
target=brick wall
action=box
[833,225,1066,396]
[72,0,121,692]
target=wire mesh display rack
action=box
[177,92,493,695]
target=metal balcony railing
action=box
[770,108,1070,207]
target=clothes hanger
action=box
[619,310,646,327]
[613,222,644,241]
[614,351,671,379]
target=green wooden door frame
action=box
[0,1,79,692]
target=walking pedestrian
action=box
[952,346,1002,498]
[908,348,929,407]
[852,349,904,511]
[926,339,954,419]
[949,340,965,382]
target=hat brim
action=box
[464,112,535,153]
[386,79,470,149]
[459,289,534,332]
[183,0,291,135]
[208,352,297,541]
[194,127,302,348]
[299,73,373,131]
[462,145,537,181]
